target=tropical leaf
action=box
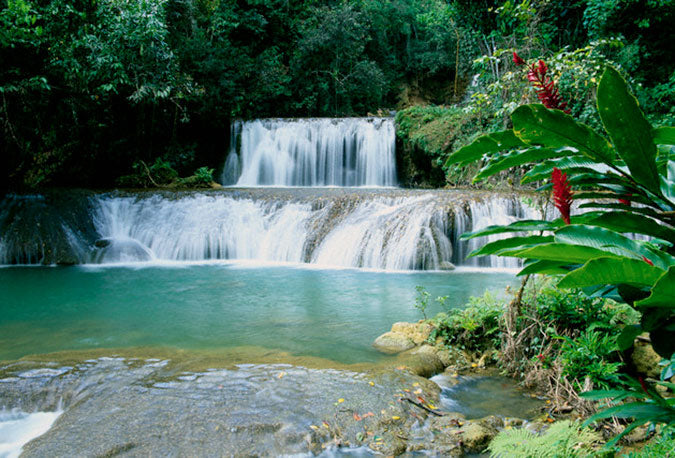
[597,67,660,195]
[581,212,675,243]
[518,259,571,276]
[473,148,562,182]
[522,157,613,183]
[510,243,620,264]
[511,104,614,163]
[617,324,643,351]
[557,257,664,289]
[444,130,526,167]
[467,235,553,258]
[459,220,559,240]
[653,126,675,146]
[635,267,675,308]
[554,225,671,268]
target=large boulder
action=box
[398,345,445,377]
[373,332,415,354]
[391,322,434,345]
[632,340,662,379]
[460,420,499,454]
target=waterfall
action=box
[221,118,396,187]
[0,190,542,270]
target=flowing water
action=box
[0,188,541,269]
[0,118,545,455]
[222,118,396,187]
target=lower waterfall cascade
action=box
[0,190,541,270]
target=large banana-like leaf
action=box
[635,267,675,308]
[473,147,561,182]
[518,259,570,276]
[459,220,559,240]
[653,126,675,145]
[557,257,664,289]
[597,67,660,195]
[467,235,553,258]
[510,243,621,263]
[522,156,614,183]
[444,130,525,167]
[511,104,615,163]
[581,212,675,243]
[554,225,672,269]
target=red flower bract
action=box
[552,167,573,225]
[513,51,570,113]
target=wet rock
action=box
[439,261,456,271]
[632,340,662,378]
[391,321,434,345]
[460,420,498,453]
[94,239,111,248]
[373,332,415,354]
[399,345,444,377]
[3,358,443,457]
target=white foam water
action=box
[0,409,62,458]
[222,118,396,187]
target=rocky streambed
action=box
[0,338,543,457]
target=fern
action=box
[488,421,602,457]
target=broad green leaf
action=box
[580,389,635,401]
[617,325,643,350]
[554,225,672,268]
[473,148,561,182]
[558,257,664,289]
[583,402,673,423]
[597,67,660,194]
[635,267,675,308]
[582,212,675,243]
[511,104,614,163]
[517,259,570,276]
[459,220,558,240]
[578,202,665,220]
[653,126,675,146]
[468,235,553,257]
[523,157,613,183]
[510,243,619,264]
[444,130,525,167]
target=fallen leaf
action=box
[277,372,286,379]
[338,398,345,403]
[392,416,400,420]
[322,421,330,428]
[353,413,362,421]
[413,389,422,395]
[363,412,374,418]
[310,425,319,431]
[412,382,420,387]
[369,381,375,386]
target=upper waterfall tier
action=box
[0,189,541,270]
[221,118,397,187]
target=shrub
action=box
[430,291,504,352]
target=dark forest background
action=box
[1,0,673,190]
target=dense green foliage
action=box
[448,66,674,445]
[487,420,602,457]
[2,0,673,189]
[430,291,504,352]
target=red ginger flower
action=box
[552,167,573,225]
[513,51,570,113]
